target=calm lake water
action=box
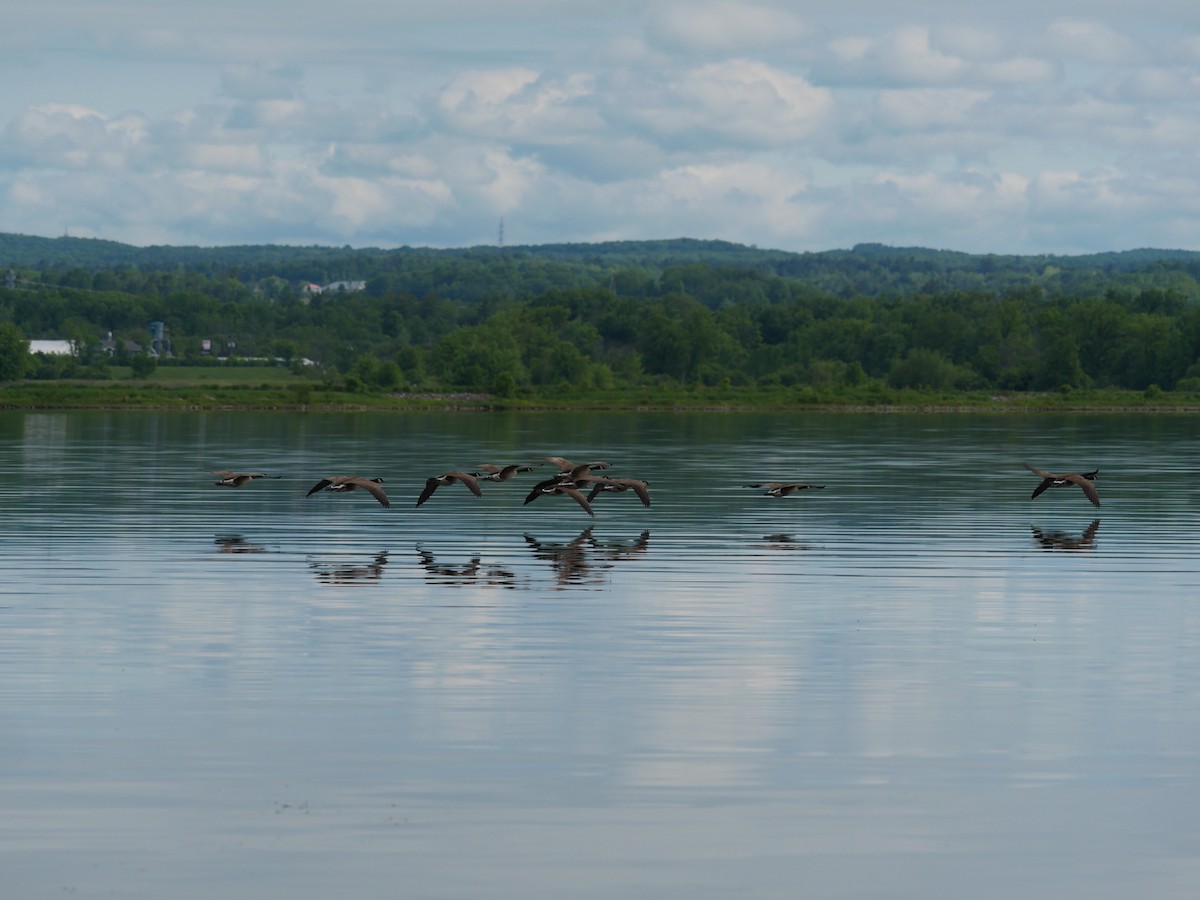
[2,410,1199,899]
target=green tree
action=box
[129,354,158,379]
[374,360,403,390]
[636,295,736,383]
[1033,309,1087,389]
[887,348,972,390]
[1118,314,1189,389]
[0,321,30,380]
[430,326,525,389]
[1072,300,1129,386]
[975,299,1036,388]
[491,370,518,398]
[273,339,300,363]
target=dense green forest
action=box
[3,231,1200,399]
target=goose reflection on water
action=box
[1031,519,1101,551]
[213,533,268,553]
[523,527,650,588]
[416,545,518,588]
[589,529,651,560]
[760,533,812,551]
[309,550,390,584]
[524,528,596,587]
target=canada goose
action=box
[417,471,482,507]
[525,473,572,500]
[543,456,611,473]
[472,463,540,481]
[524,465,598,497]
[532,464,609,489]
[1023,463,1100,507]
[524,478,596,516]
[587,477,651,507]
[210,470,281,487]
[306,476,390,507]
[745,482,826,497]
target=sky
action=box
[4,0,1200,254]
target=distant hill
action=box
[6,230,1200,271]
[6,232,1200,397]
[5,231,1200,302]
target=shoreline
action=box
[4,397,1200,414]
[4,380,1199,413]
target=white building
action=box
[29,339,74,356]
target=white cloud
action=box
[976,57,1058,85]
[929,25,1005,61]
[647,1,812,54]
[828,37,873,65]
[437,68,542,126]
[321,144,441,179]
[872,88,991,130]
[3,104,150,171]
[434,69,603,143]
[1027,168,1132,227]
[174,143,266,174]
[1172,34,1200,63]
[1045,19,1143,65]
[856,26,965,83]
[872,169,1028,217]
[813,168,1037,250]
[621,60,832,148]
[650,160,823,239]
[532,135,667,183]
[1112,67,1200,102]
[3,2,1200,252]
[825,25,1055,87]
[318,172,454,230]
[220,64,303,102]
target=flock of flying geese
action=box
[210,456,654,517]
[209,458,1102,513]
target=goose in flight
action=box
[524,478,596,516]
[744,482,826,497]
[542,456,611,474]
[587,477,651,507]
[306,476,390,507]
[1023,463,1100,508]
[417,471,483,507]
[210,470,281,487]
[472,463,540,482]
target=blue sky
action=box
[4,0,1200,253]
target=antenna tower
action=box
[498,217,505,247]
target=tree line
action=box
[2,238,1200,395]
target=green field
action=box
[111,365,313,385]
[4,376,1200,412]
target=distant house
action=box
[99,333,144,356]
[299,280,366,295]
[30,339,74,356]
[95,324,170,358]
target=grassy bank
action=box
[4,375,1200,412]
